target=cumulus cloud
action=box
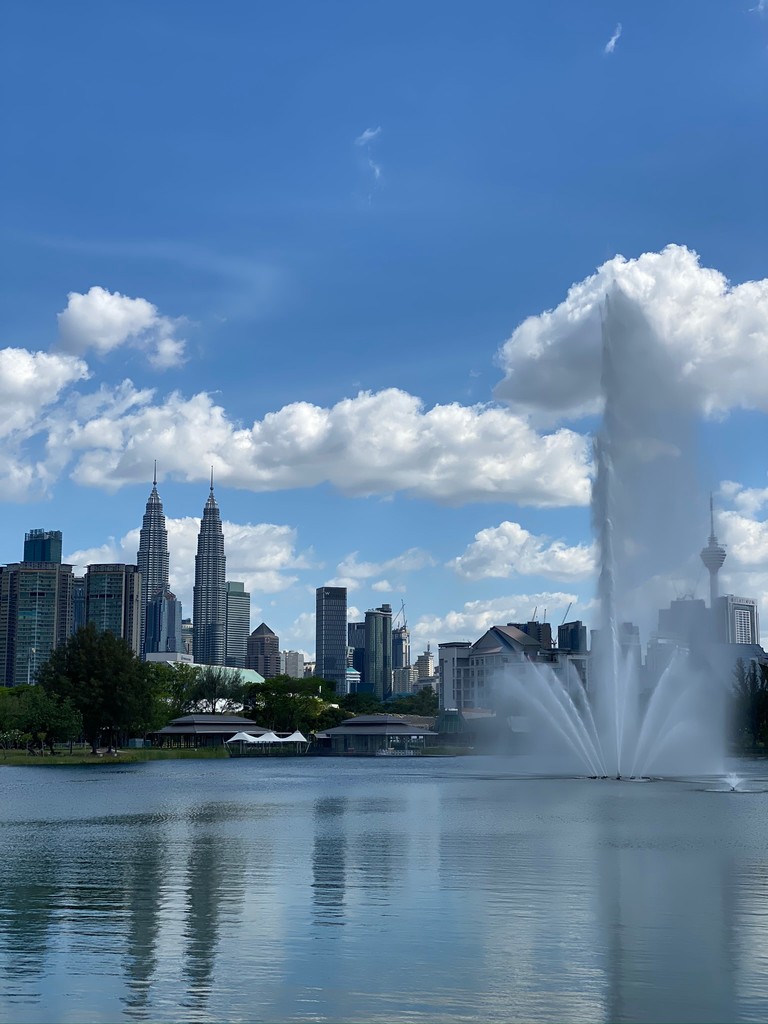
[411,592,579,651]
[58,386,591,507]
[451,521,596,581]
[354,126,383,201]
[495,244,768,422]
[714,487,768,645]
[66,517,309,625]
[604,23,622,55]
[58,286,186,369]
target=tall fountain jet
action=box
[700,495,726,609]
[503,288,725,779]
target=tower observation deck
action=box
[700,495,726,610]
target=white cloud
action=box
[336,548,434,580]
[66,517,308,625]
[411,592,579,650]
[354,126,382,146]
[710,484,768,646]
[60,387,591,507]
[57,286,186,369]
[495,244,768,422]
[604,23,622,55]
[451,521,596,581]
[0,348,88,439]
[372,579,404,593]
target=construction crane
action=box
[560,602,573,626]
[392,600,407,630]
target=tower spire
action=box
[700,495,726,609]
[153,459,157,487]
[210,465,214,492]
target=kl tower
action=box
[700,495,726,609]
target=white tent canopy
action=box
[226,732,260,744]
[283,730,308,743]
[253,731,281,743]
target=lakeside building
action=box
[316,714,438,755]
[85,563,142,655]
[193,475,227,666]
[136,467,170,659]
[316,587,347,696]
[151,713,270,748]
[225,581,250,668]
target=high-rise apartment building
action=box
[347,620,366,677]
[145,588,183,654]
[316,587,348,695]
[136,466,171,659]
[23,529,62,564]
[73,575,86,632]
[85,564,142,655]
[415,646,434,682]
[715,595,760,645]
[281,650,305,679]
[364,603,392,700]
[558,620,588,653]
[246,622,280,679]
[392,625,411,670]
[0,561,74,686]
[193,475,227,666]
[225,581,250,668]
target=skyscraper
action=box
[136,464,170,658]
[316,587,347,695]
[23,529,62,564]
[364,603,393,700]
[700,495,727,610]
[146,588,183,654]
[246,622,280,678]
[85,564,142,655]
[193,472,227,665]
[392,625,411,669]
[225,581,250,668]
[0,561,74,686]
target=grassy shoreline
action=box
[0,747,230,767]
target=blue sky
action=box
[1,0,767,655]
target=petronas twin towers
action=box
[137,465,227,664]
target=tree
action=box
[732,658,768,750]
[147,661,201,722]
[192,666,245,714]
[0,685,82,752]
[242,677,350,734]
[37,623,158,751]
[388,685,439,716]
[340,692,384,715]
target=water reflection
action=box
[0,848,58,1002]
[121,839,165,1019]
[312,797,347,927]
[1,763,768,1022]
[182,803,248,1013]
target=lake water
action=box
[2,756,768,1023]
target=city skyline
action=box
[0,2,766,660]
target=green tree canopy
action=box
[732,658,768,750]
[0,684,82,751]
[37,623,157,750]
[242,676,349,734]
[192,666,245,713]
